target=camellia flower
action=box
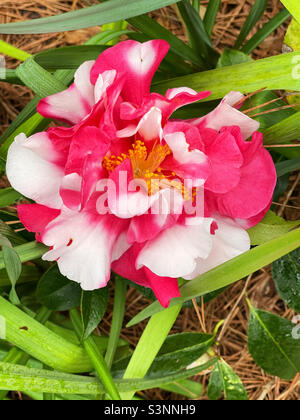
[6,40,277,308]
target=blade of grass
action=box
[105,276,127,369]
[203,0,221,36]
[0,306,52,400]
[192,0,200,12]
[70,309,121,400]
[263,110,300,144]
[0,0,181,34]
[0,40,31,61]
[0,296,94,373]
[127,14,205,68]
[121,304,182,400]
[281,0,300,24]
[127,228,300,327]
[234,0,268,49]
[0,358,216,395]
[242,9,291,55]
[153,52,300,100]
[177,0,219,67]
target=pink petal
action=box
[143,267,180,308]
[163,123,210,186]
[18,204,60,242]
[127,189,183,243]
[60,173,82,211]
[37,61,96,125]
[216,135,277,220]
[204,129,244,194]
[91,40,170,105]
[112,244,180,308]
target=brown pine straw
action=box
[0,1,299,400]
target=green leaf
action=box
[177,0,219,67]
[248,303,300,380]
[207,362,223,400]
[0,265,40,288]
[127,228,300,326]
[281,0,300,24]
[36,265,81,311]
[113,332,214,378]
[2,246,22,305]
[0,220,26,247]
[247,211,300,245]
[203,0,221,36]
[263,110,300,145]
[208,359,248,400]
[0,0,181,34]
[153,52,300,101]
[272,248,300,312]
[121,304,182,400]
[34,45,108,70]
[16,58,68,98]
[160,378,203,398]
[217,48,252,68]
[234,0,268,49]
[276,157,300,177]
[81,287,109,340]
[0,358,216,395]
[242,9,291,55]
[245,91,295,132]
[0,188,22,208]
[284,18,300,51]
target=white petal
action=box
[183,216,250,280]
[6,133,64,209]
[42,210,118,290]
[94,70,117,103]
[136,217,213,278]
[37,61,96,125]
[193,91,259,140]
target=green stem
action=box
[70,309,121,400]
[0,40,31,61]
[0,306,52,400]
[105,276,127,369]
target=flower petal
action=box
[18,204,60,242]
[164,129,210,187]
[37,61,96,125]
[136,217,213,278]
[6,132,64,209]
[91,40,170,105]
[192,91,259,140]
[143,267,180,308]
[127,189,183,243]
[216,134,276,220]
[42,210,126,290]
[183,216,250,279]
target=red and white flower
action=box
[6,40,276,308]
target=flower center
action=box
[102,140,192,199]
